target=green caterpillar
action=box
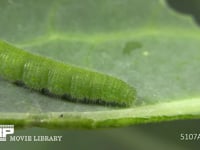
[0,40,136,107]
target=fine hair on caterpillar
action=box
[0,40,136,107]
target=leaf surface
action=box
[0,0,200,128]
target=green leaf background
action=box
[1,0,200,150]
[0,0,200,129]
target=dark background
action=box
[2,120,200,150]
[2,0,200,149]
